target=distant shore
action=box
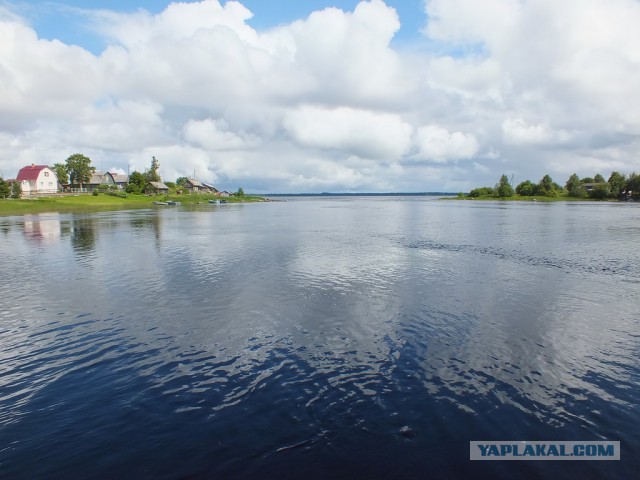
[0,193,268,217]
[447,195,625,202]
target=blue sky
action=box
[1,0,639,192]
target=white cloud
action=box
[283,106,413,160]
[414,125,479,162]
[183,118,260,151]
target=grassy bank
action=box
[0,193,267,217]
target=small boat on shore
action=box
[209,199,220,205]
[167,201,181,206]
[153,201,168,205]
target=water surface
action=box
[1,198,638,479]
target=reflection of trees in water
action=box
[0,222,9,236]
[130,212,162,243]
[70,218,97,255]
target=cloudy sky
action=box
[1,0,639,193]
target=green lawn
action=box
[0,193,266,217]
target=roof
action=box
[88,171,106,185]
[186,179,204,187]
[148,182,169,189]
[16,165,51,181]
[110,174,129,183]
[202,182,218,192]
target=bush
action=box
[588,184,610,199]
[515,180,535,196]
[468,187,495,198]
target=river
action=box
[1,198,638,479]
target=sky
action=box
[1,0,639,193]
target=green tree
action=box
[176,177,188,186]
[467,187,495,198]
[126,171,146,194]
[145,156,161,183]
[537,174,558,197]
[608,171,626,198]
[565,173,586,198]
[0,178,10,198]
[626,172,640,198]
[580,177,594,184]
[11,181,22,199]
[515,180,535,196]
[588,183,610,199]
[496,174,514,198]
[65,153,94,190]
[52,163,68,184]
[236,187,245,197]
[594,173,605,183]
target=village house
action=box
[66,171,129,192]
[202,182,219,194]
[107,172,129,190]
[145,182,169,195]
[182,179,209,194]
[16,164,59,195]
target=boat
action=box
[167,201,181,206]
[153,201,168,205]
[208,199,220,205]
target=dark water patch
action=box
[404,238,638,279]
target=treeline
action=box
[468,172,639,200]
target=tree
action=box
[565,173,586,198]
[594,174,605,183]
[515,180,535,196]
[145,156,161,183]
[468,187,495,198]
[236,187,245,197]
[626,172,640,199]
[608,171,626,198]
[176,177,188,187]
[11,181,22,199]
[537,174,558,197]
[0,177,10,198]
[496,174,514,198]
[588,183,609,199]
[580,177,595,184]
[126,171,146,194]
[65,153,94,190]
[52,163,68,184]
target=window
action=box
[44,172,49,177]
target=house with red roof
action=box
[16,164,59,195]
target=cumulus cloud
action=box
[502,118,572,146]
[183,118,260,151]
[1,0,640,192]
[283,106,413,160]
[414,125,479,162]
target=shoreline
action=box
[1,193,631,217]
[0,193,268,217]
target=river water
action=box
[1,198,638,479]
